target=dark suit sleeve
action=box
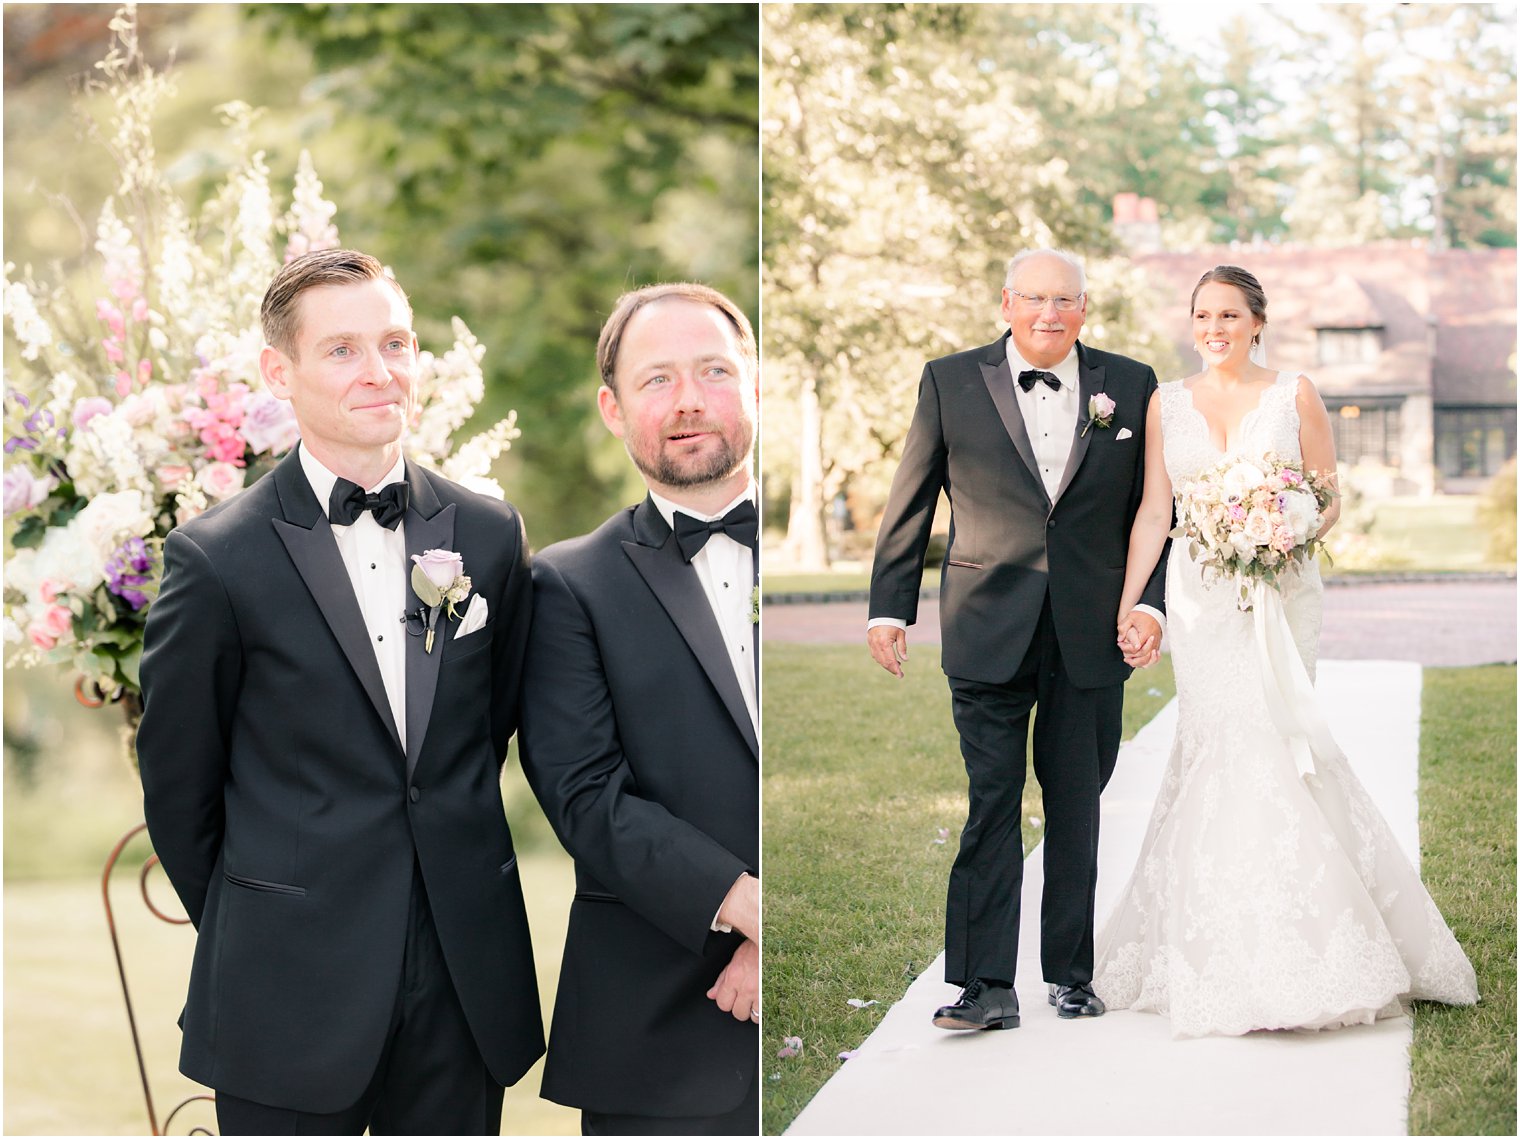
[519,556,749,957]
[489,509,532,761]
[1133,366,1169,614]
[137,528,241,929]
[869,363,948,624]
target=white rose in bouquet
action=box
[1243,507,1275,546]
[1221,461,1266,502]
[1281,488,1320,544]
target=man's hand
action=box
[1117,609,1162,669]
[715,872,759,942]
[706,938,759,1022]
[868,625,909,678]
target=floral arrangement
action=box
[1171,452,1336,607]
[3,7,520,703]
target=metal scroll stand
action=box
[101,825,217,1135]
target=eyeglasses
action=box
[1006,289,1084,312]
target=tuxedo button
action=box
[1047,518,1056,528]
[409,786,420,803]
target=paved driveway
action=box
[762,580,1517,667]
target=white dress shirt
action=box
[1008,341,1081,501]
[648,485,759,730]
[649,483,760,935]
[869,343,1164,638]
[299,446,409,749]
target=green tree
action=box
[763,3,1178,567]
[245,3,759,545]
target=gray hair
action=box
[1004,249,1087,294]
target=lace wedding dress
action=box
[1092,372,1478,1037]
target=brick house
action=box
[1129,240,1517,495]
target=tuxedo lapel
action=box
[1054,342,1105,504]
[978,336,1050,508]
[270,452,403,754]
[402,464,456,780]
[622,497,759,758]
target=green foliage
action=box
[1477,458,1517,563]
[1410,665,1517,1136]
[243,3,759,546]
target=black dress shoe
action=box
[1048,982,1106,1019]
[932,978,1020,1030]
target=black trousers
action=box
[582,1073,758,1136]
[944,595,1123,989]
[216,865,503,1136]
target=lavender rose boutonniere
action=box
[1082,393,1117,437]
[409,549,472,653]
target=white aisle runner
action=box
[787,660,1422,1136]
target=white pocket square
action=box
[454,594,489,638]
[1116,427,1134,441]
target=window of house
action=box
[1325,398,1404,466]
[1435,406,1518,479]
[1316,327,1383,367]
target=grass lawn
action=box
[3,671,580,1135]
[760,643,1174,1134]
[1409,665,1517,1136]
[761,648,1515,1135]
[4,852,581,1136]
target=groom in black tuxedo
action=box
[869,249,1165,1029]
[519,283,759,1135]
[138,249,543,1134]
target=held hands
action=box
[706,938,759,1023]
[1117,609,1162,669]
[868,625,909,678]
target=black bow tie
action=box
[672,500,758,563]
[1017,369,1062,392]
[328,477,409,530]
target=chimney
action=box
[1113,193,1162,253]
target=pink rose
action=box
[240,391,301,455]
[156,465,193,492]
[27,604,72,650]
[412,549,464,590]
[38,580,65,605]
[72,397,116,432]
[197,461,245,501]
[1090,393,1116,419]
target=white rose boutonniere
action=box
[410,549,472,654]
[1081,392,1117,437]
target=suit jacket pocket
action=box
[946,559,985,570]
[573,889,620,904]
[224,871,307,898]
[443,627,493,665]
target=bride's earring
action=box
[1249,330,1267,366]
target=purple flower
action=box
[105,537,156,610]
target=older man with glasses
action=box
[867,248,1166,1031]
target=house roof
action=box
[1131,244,1516,406]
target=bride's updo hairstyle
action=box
[1190,264,1267,347]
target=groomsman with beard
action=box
[519,283,759,1135]
[138,249,543,1134]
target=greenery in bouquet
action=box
[1171,451,1337,607]
[3,7,520,703]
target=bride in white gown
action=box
[1092,265,1478,1037]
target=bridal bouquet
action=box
[3,7,520,704]
[1171,452,1336,607]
